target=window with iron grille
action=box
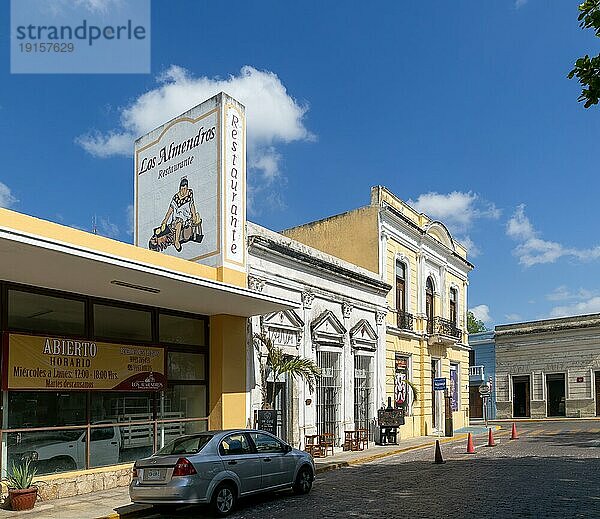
[316,350,341,445]
[354,354,374,434]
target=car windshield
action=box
[155,434,213,456]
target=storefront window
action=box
[93,304,152,342]
[3,429,87,476]
[168,352,205,380]
[89,423,154,469]
[91,392,155,423]
[159,313,206,346]
[8,290,85,336]
[7,392,87,428]
[160,384,207,420]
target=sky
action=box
[0,0,599,327]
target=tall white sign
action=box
[134,92,246,272]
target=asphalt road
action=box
[141,420,600,519]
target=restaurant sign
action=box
[4,334,166,391]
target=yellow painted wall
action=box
[283,206,380,274]
[209,315,248,430]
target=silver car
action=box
[129,429,315,516]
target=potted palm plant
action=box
[7,459,38,511]
[253,333,321,410]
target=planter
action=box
[9,487,38,511]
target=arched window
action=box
[449,288,458,327]
[426,277,434,334]
[395,261,406,314]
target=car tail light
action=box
[172,458,197,477]
[132,467,138,478]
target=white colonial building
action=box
[246,222,390,448]
[495,314,600,419]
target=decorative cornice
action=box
[248,275,266,292]
[302,290,315,309]
[342,302,353,319]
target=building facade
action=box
[246,223,390,448]
[495,314,600,419]
[284,186,473,437]
[468,331,496,420]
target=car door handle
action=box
[228,460,237,465]
[110,441,118,445]
[263,457,272,462]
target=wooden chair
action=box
[319,432,335,457]
[304,434,323,457]
[357,428,369,450]
[344,430,360,451]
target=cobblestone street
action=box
[144,421,600,519]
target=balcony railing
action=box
[396,310,414,331]
[469,365,484,378]
[431,317,462,341]
[469,365,485,383]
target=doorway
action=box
[512,376,530,417]
[546,373,566,417]
[596,372,600,417]
[426,278,434,334]
[431,359,440,430]
[469,386,483,419]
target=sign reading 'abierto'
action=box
[5,334,166,391]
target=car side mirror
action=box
[284,444,293,453]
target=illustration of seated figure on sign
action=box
[149,177,203,253]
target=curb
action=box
[94,432,477,519]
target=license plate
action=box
[145,468,163,481]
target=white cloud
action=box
[549,297,600,318]
[77,65,313,214]
[408,191,499,255]
[504,313,522,322]
[0,181,17,208]
[126,204,134,236]
[470,304,493,324]
[546,285,596,302]
[515,0,528,8]
[98,217,119,238]
[507,205,600,267]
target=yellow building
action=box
[284,186,474,438]
[0,207,291,498]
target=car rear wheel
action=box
[210,482,237,517]
[293,466,313,495]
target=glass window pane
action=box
[157,421,208,450]
[91,392,154,423]
[5,429,87,475]
[159,385,206,420]
[90,424,154,469]
[159,314,205,346]
[220,433,252,455]
[8,290,85,336]
[93,304,151,342]
[7,392,87,428]
[168,352,205,381]
[249,432,284,453]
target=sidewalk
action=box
[0,427,492,519]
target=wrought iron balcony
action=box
[469,365,485,383]
[396,310,414,331]
[431,317,462,341]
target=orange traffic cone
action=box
[511,422,519,440]
[434,440,445,464]
[487,427,496,447]
[466,432,475,454]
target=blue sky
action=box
[1,0,599,326]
